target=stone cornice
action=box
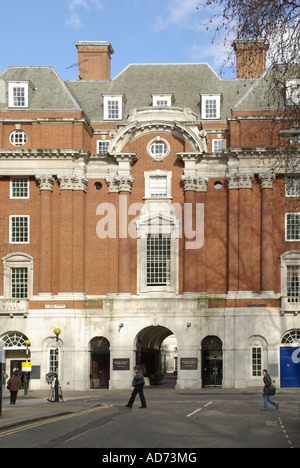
[0,148,90,159]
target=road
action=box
[0,393,299,449]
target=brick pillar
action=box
[259,173,276,293]
[117,176,134,295]
[72,176,88,294]
[35,175,54,296]
[238,174,254,293]
[227,174,239,294]
[57,174,88,296]
[182,174,208,294]
[57,175,74,294]
[196,189,207,293]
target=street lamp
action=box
[24,339,30,396]
[53,328,61,402]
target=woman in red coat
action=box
[7,372,22,405]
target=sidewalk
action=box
[0,386,298,431]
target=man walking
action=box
[125,365,147,409]
[262,369,279,411]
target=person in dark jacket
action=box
[125,365,147,409]
[262,369,279,411]
[7,372,22,404]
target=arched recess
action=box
[201,336,223,387]
[108,119,207,154]
[135,325,177,385]
[89,337,110,389]
[0,331,30,376]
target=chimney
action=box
[75,41,114,80]
[233,39,269,79]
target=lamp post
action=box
[24,339,30,396]
[53,328,61,402]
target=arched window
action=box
[281,330,300,344]
[1,332,29,349]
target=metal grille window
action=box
[149,176,167,197]
[287,266,300,303]
[252,347,262,376]
[281,330,300,344]
[10,178,29,198]
[11,268,28,298]
[147,234,171,286]
[286,177,300,196]
[286,213,300,240]
[10,216,29,243]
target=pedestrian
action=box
[2,370,8,397]
[125,365,147,409]
[7,371,22,405]
[262,369,279,411]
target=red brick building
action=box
[0,40,299,390]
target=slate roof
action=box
[65,63,253,122]
[2,61,296,122]
[0,67,80,111]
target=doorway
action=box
[280,347,300,387]
[135,326,177,385]
[202,336,223,387]
[89,337,110,389]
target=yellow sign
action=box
[22,362,32,372]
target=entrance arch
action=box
[1,331,30,377]
[89,337,110,389]
[202,336,223,387]
[135,326,177,385]
[280,329,300,388]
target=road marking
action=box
[0,404,114,439]
[278,417,294,449]
[186,402,212,418]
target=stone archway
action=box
[135,325,177,385]
[89,336,110,389]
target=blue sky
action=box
[1,0,234,80]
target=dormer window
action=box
[201,94,221,119]
[8,82,29,108]
[152,94,174,107]
[103,95,124,120]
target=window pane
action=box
[107,100,119,119]
[11,268,28,298]
[146,234,171,286]
[286,177,300,196]
[252,347,262,376]
[10,216,29,243]
[149,176,167,197]
[287,266,300,303]
[286,213,300,240]
[13,87,26,107]
[11,179,29,198]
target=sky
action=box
[0,0,235,80]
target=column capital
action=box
[182,175,208,192]
[35,174,55,191]
[57,174,88,192]
[259,172,276,189]
[227,173,254,189]
[106,173,134,193]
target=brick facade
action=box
[0,40,299,390]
